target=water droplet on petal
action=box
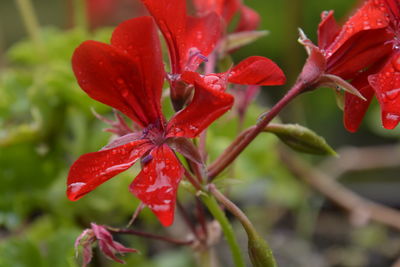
[386,113,400,121]
[69,182,86,193]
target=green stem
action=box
[73,0,88,31]
[200,193,245,267]
[15,0,42,50]
[209,184,277,267]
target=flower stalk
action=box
[200,192,246,267]
[208,81,306,179]
[108,227,193,246]
[209,184,277,267]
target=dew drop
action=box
[385,88,400,100]
[376,19,384,26]
[380,93,389,103]
[189,125,199,132]
[363,21,371,30]
[204,75,220,84]
[386,113,400,121]
[68,182,86,193]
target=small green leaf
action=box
[264,123,337,156]
[223,30,269,51]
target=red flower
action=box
[141,0,222,75]
[193,0,260,32]
[139,0,223,110]
[299,0,394,131]
[67,17,234,226]
[140,0,284,111]
[181,56,286,92]
[75,223,137,266]
[366,0,400,129]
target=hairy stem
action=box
[108,227,193,246]
[200,193,245,267]
[208,81,305,179]
[208,184,256,238]
[209,184,277,267]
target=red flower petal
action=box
[369,52,400,129]
[129,145,184,227]
[235,6,260,32]
[67,140,154,201]
[72,38,164,128]
[167,71,234,138]
[193,0,240,25]
[327,29,392,79]
[229,56,286,86]
[110,17,165,123]
[344,73,376,132]
[185,13,222,71]
[384,0,400,18]
[140,0,187,73]
[317,10,340,50]
[327,0,389,57]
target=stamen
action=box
[185,47,209,72]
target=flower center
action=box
[142,120,166,145]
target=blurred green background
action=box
[1,0,400,266]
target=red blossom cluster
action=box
[68,0,285,228]
[299,0,400,131]
[70,0,400,265]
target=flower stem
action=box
[208,81,305,179]
[200,192,245,267]
[108,227,193,246]
[209,184,277,267]
[14,0,42,50]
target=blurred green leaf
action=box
[224,30,269,52]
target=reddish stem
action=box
[108,227,193,246]
[208,81,305,179]
[184,167,203,191]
